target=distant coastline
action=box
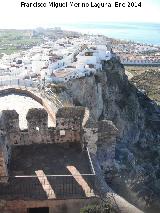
[61,22,160,45]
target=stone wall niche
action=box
[26,108,49,144]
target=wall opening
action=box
[28,207,49,213]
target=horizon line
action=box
[0,21,160,30]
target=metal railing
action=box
[0,173,95,200]
[87,147,96,175]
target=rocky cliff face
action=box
[61,58,160,212]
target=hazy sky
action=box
[0,0,160,28]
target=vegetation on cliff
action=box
[130,68,160,104]
[57,58,160,212]
[80,203,116,213]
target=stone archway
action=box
[0,87,56,124]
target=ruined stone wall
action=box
[0,134,11,182]
[0,107,119,156]
[84,120,119,173]
[97,120,119,172]
[55,107,85,144]
[0,144,8,179]
[84,127,98,154]
[0,110,21,145]
[26,108,50,144]
[0,111,14,181]
[0,107,120,183]
[0,107,123,212]
[0,109,119,167]
[0,106,87,184]
[0,197,99,213]
[0,107,86,147]
[55,117,81,143]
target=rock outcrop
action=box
[61,57,160,212]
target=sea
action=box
[62,22,160,46]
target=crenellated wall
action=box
[0,110,21,145]
[0,107,86,146]
[0,107,85,182]
[0,107,119,184]
[55,107,85,144]
[26,108,49,144]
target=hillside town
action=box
[111,40,160,65]
[0,30,160,87]
[0,34,113,86]
[0,28,160,213]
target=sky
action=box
[0,0,160,29]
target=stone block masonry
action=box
[0,105,141,213]
[0,106,87,180]
[26,108,49,144]
[0,106,119,184]
[0,106,86,146]
[84,120,119,174]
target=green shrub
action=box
[80,203,115,213]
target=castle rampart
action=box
[0,107,119,184]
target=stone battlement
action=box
[0,107,86,146]
[0,107,87,182]
[0,107,119,183]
